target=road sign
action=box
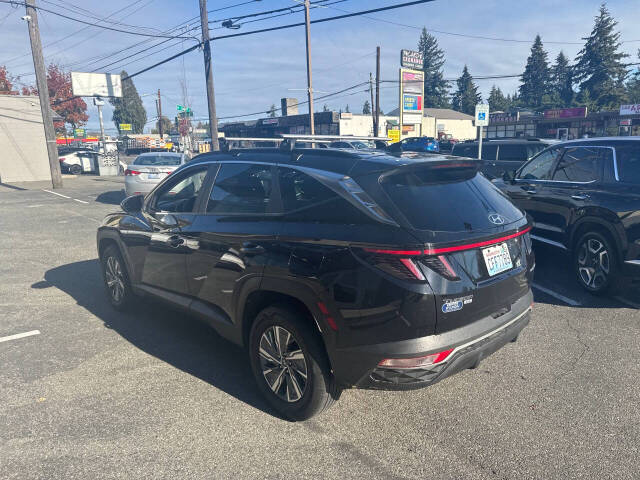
[119,123,132,131]
[475,104,490,126]
[177,105,184,112]
[73,128,85,138]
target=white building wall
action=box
[0,95,51,183]
[425,117,476,140]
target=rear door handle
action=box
[166,235,184,248]
[571,194,590,201]
[240,242,265,255]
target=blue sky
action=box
[1,0,639,133]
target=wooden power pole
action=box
[25,0,62,188]
[157,89,163,137]
[199,0,220,151]
[375,46,381,138]
[303,0,315,137]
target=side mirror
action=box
[502,170,515,183]
[375,140,388,150]
[120,194,144,213]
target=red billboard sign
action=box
[543,107,587,119]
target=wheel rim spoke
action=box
[259,325,308,403]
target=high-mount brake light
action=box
[378,348,454,369]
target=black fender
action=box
[96,227,137,282]
[569,214,627,262]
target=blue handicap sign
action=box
[478,112,486,121]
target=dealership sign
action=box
[402,71,423,94]
[543,107,587,119]
[403,94,423,112]
[620,104,640,115]
[400,49,423,70]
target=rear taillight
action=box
[378,348,453,369]
[420,255,460,280]
[361,248,426,282]
[58,157,66,162]
[125,169,141,176]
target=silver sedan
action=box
[124,152,188,197]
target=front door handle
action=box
[240,242,265,255]
[166,234,184,248]
[523,187,537,194]
[571,194,590,201]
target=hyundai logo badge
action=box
[488,213,506,225]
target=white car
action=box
[58,148,98,174]
[124,152,189,197]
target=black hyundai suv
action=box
[97,147,534,420]
[494,137,640,294]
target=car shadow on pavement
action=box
[94,190,126,205]
[37,259,279,418]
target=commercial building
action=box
[386,107,476,140]
[0,95,51,183]
[486,105,640,140]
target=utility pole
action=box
[303,0,315,137]
[369,73,375,135]
[375,46,381,138]
[157,89,163,138]
[199,0,220,151]
[25,0,62,188]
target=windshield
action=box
[133,155,181,166]
[351,141,370,149]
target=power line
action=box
[123,0,438,81]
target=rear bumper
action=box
[331,290,533,390]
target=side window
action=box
[615,145,640,184]
[498,144,527,161]
[153,166,209,213]
[452,144,477,158]
[277,167,372,224]
[481,144,498,160]
[518,148,559,180]
[206,163,273,214]
[552,147,601,183]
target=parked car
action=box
[493,137,640,294]
[98,147,534,420]
[124,152,189,196]
[328,140,374,150]
[399,136,440,152]
[451,139,549,179]
[58,147,98,175]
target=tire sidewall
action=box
[249,307,330,421]
[573,231,617,294]
[100,245,132,310]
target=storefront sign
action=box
[261,118,279,125]
[119,123,132,131]
[403,94,422,112]
[402,71,423,94]
[620,104,640,116]
[620,119,632,126]
[340,112,353,119]
[388,129,400,143]
[543,107,587,119]
[402,124,415,134]
[73,128,85,138]
[489,112,519,123]
[400,49,423,70]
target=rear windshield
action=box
[133,155,181,166]
[380,170,522,232]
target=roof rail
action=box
[220,134,392,152]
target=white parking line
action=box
[0,330,41,343]
[73,198,89,204]
[532,283,581,307]
[42,189,71,199]
[614,296,640,310]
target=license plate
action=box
[482,243,513,276]
[147,173,159,179]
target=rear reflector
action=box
[317,302,338,331]
[378,349,453,369]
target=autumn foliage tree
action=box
[21,64,88,134]
[0,65,18,95]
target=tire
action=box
[573,230,619,295]
[249,305,340,421]
[69,164,82,175]
[100,244,134,310]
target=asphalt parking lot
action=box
[1,176,639,479]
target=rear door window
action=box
[277,167,371,224]
[518,148,560,180]
[452,144,478,158]
[481,144,497,160]
[497,144,527,161]
[206,163,274,214]
[552,146,601,183]
[615,144,640,184]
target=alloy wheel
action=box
[577,238,610,290]
[105,256,125,303]
[258,325,308,403]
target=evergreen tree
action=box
[519,35,551,109]
[574,3,628,110]
[345,104,350,113]
[488,85,510,111]
[417,28,449,108]
[362,100,371,114]
[322,104,329,112]
[451,65,481,115]
[268,104,277,117]
[550,51,574,107]
[110,70,147,134]
[626,50,640,103]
